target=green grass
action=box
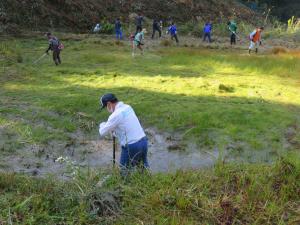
[0,155,299,224]
[1,35,300,155]
[1,34,300,224]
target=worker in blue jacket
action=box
[203,22,212,43]
[115,18,123,40]
[168,22,179,44]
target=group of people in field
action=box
[42,14,265,177]
[203,20,264,54]
[92,15,263,56]
[45,15,264,66]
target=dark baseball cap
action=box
[99,93,118,110]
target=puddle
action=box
[145,128,220,172]
[1,125,288,178]
[0,128,221,177]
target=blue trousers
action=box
[120,137,149,171]
[116,29,122,40]
[203,32,211,43]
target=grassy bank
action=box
[0,155,299,224]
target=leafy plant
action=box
[101,23,114,34]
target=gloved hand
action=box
[259,41,262,46]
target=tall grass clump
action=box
[287,16,300,33]
[0,169,122,224]
[101,23,115,34]
[2,155,298,224]
[117,154,300,224]
[179,21,203,36]
[0,41,23,64]
[160,39,173,47]
[271,46,288,54]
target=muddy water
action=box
[145,128,220,172]
[0,128,221,177]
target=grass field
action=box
[1,36,300,154]
[0,34,300,224]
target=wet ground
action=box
[1,34,299,177]
[0,128,221,178]
[1,123,296,178]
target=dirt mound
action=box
[1,0,257,34]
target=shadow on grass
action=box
[1,74,300,154]
[1,40,300,155]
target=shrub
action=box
[179,21,203,37]
[271,47,288,55]
[219,84,235,93]
[114,40,124,46]
[101,23,114,34]
[160,39,172,47]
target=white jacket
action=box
[99,102,146,146]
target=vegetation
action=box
[1,36,300,152]
[242,0,300,21]
[0,32,300,224]
[0,0,256,33]
[0,155,299,224]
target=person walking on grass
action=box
[99,93,149,176]
[203,22,212,43]
[115,18,123,40]
[228,20,238,45]
[133,28,147,56]
[168,22,179,44]
[248,27,264,54]
[160,20,163,35]
[152,19,162,39]
[45,32,62,66]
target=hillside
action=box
[242,0,300,21]
[0,0,257,34]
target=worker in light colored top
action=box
[249,27,264,54]
[99,93,149,175]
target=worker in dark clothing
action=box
[135,14,144,34]
[115,18,123,40]
[151,19,161,39]
[45,32,62,66]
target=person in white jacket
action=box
[249,27,264,54]
[99,93,149,175]
[93,23,101,33]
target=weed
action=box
[271,46,289,54]
[114,40,124,46]
[2,157,296,225]
[219,84,235,93]
[160,39,172,46]
[101,23,114,34]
